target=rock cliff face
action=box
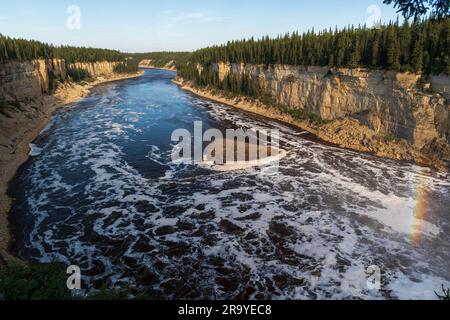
[213,63,450,151]
[0,59,67,101]
[69,61,119,77]
[0,60,119,102]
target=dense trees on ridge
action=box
[0,35,127,64]
[113,58,141,74]
[178,18,449,110]
[180,19,449,76]
[0,34,142,79]
[0,35,191,76]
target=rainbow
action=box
[409,175,430,245]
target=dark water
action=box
[9,69,450,299]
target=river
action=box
[9,69,450,300]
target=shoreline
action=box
[173,78,447,172]
[0,71,144,265]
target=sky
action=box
[0,0,402,52]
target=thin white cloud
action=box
[163,11,223,27]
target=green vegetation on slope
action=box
[67,67,92,83]
[0,263,70,300]
[0,263,155,300]
[180,67,326,124]
[181,18,450,75]
[113,58,141,73]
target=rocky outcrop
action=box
[0,60,121,103]
[69,61,119,77]
[0,59,67,102]
[213,63,450,153]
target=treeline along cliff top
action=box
[0,34,127,64]
[181,18,450,75]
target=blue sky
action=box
[0,0,402,52]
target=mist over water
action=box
[9,69,450,300]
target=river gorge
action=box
[8,69,450,300]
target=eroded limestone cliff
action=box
[69,61,119,77]
[0,60,119,102]
[212,63,450,162]
[0,59,67,101]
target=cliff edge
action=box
[175,63,450,171]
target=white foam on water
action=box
[29,144,43,157]
[13,73,450,300]
[388,273,450,300]
[324,168,441,237]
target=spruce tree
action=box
[411,39,424,72]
